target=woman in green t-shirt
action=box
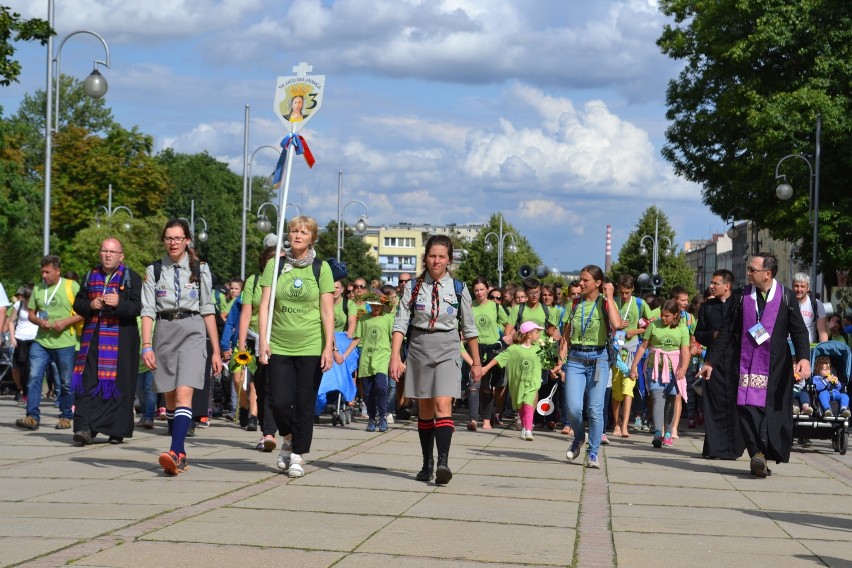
[466,277,508,431]
[258,216,336,478]
[558,265,622,469]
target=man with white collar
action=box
[698,253,810,478]
[792,273,828,345]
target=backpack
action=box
[515,301,551,330]
[64,279,84,338]
[278,257,323,284]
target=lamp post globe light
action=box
[774,114,821,289]
[240,139,281,279]
[483,213,518,287]
[639,217,672,294]
[43,0,111,255]
[95,184,133,231]
[337,199,369,262]
[180,199,208,245]
[255,202,302,235]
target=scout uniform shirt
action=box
[140,254,216,319]
[392,273,478,339]
[29,277,79,349]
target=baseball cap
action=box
[519,321,544,334]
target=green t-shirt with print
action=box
[507,302,556,331]
[355,312,393,376]
[642,318,690,351]
[472,300,507,345]
[562,297,609,347]
[333,299,358,332]
[494,344,543,408]
[259,260,335,356]
[646,306,661,321]
[240,274,263,334]
[29,278,79,349]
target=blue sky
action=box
[2,0,729,274]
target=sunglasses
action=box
[399,279,411,284]
[489,295,502,300]
[353,284,367,289]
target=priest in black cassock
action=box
[699,253,810,478]
[71,238,142,445]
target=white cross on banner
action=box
[274,61,325,134]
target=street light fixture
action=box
[336,171,370,262]
[42,0,111,255]
[639,217,672,294]
[774,114,821,288]
[483,213,518,287]
[256,202,302,234]
[240,135,281,279]
[94,183,133,231]
[180,199,208,245]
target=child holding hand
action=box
[481,321,544,441]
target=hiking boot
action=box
[16,416,39,430]
[416,455,434,482]
[435,453,452,485]
[55,418,71,430]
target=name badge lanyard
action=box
[754,289,768,323]
[580,298,598,339]
[619,297,633,322]
[44,277,63,308]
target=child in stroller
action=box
[812,355,850,418]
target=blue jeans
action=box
[27,343,75,422]
[563,350,609,457]
[136,370,156,421]
[363,373,389,420]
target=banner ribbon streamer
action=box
[272,133,315,187]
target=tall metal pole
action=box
[812,114,821,292]
[652,217,660,277]
[240,105,250,280]
[336,171,343,262]
[43,0,55,256]
[497,214,504,287]
[190,199,195,240]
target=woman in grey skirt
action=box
[141,219,222,475]
[390,235,481,484]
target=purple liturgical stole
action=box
[737,283,782,407]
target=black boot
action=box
[435,453,452,485]
[415,455,434,482]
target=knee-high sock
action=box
[434,416,455,456]
[166,409,175,435]
[170,407,192,455]
[418,418,435,457]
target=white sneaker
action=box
[288,453,304,478]
[386,413,395,424]
[520,428,528,440]
[277,438,292,471]
[525,430,534,442]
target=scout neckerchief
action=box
[429,276,441,329]
[737,281,781,407]
[71,263,126,399]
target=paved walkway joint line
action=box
[574,448,615,568]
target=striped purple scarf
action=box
[71,264,125,400]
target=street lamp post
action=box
[639,217,672,294]
[95,183,133,231]
[483,213,518,288]
[43,0,111,255]
[180,199,208,245]
[335,171,369,262]
[774,113,821,290]
[241,140,281,279]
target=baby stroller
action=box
[315,331,358,427]
[792,340,851,455]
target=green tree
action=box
[455,213,541,286]
[608,206,696,297]
[658,0,852,285]
[314,219,381,283]
[0,6,52,86]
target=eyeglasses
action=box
[746,266,768,274]
[489,295,502,301]
[353,284,367,289]
[99,249,123,255]
[709,281,726,287]
[163,237,187,244]
[398,279,411,284]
